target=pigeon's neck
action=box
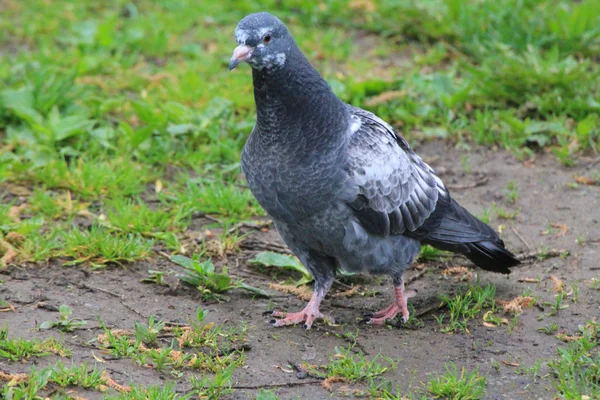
[251,47,349,147]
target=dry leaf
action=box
[441,266,473,281]
[65,391,89,400]
[0,371,29,385]
[274,365,294,373]
[0,237,17,266]
[92,351,106,363]
[364,90,406,106]
[349,0,376,12]
[496,296,535,315]
[101,371,131,393]
[482,310,509,327]
[518,278,539,283]
[556,332,581,343]
[5,232,24,245]
[205,238,225,258]
[501,360,520,367]
[550,275,565,293]
[574,176,597,185]
[268,283,313,301]
[96,329,132,347]
[333,286,360,298]
[551,223,568,238]
[2,183,32,197]
[8,204,27,222]
[321,376,348,391]
[155,179,163,194]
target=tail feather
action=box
[464,240,520,274]
[419,198,520,273]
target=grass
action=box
[305,345,395,381]
[97,308,249,376]
[60,224,155,266]
[0,326,71,361]
[0,0,597,269]
[49,361,106,390]
[548,320,599,399]
[435,283,497,333]
[425,362,486,400]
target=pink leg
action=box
[270,288,333,329]
[367,280,416,325]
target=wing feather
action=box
[345,107,448,236]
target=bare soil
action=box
[2,141,599,399]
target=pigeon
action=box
[230,12,520,328]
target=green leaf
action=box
[234,282,270,298]
[256,389,281,400]
[249,251,312,285]
[206,272,232,292]
[169,255,197,270]
[58,304,72,317]
[167,123,195,136]
[576,115,597,141]
[39,320,55,330]
[196,307,208,323]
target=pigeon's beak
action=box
[229,44,253,71]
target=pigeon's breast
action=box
[241,137,347,223]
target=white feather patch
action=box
[235,29,248,44]
[347,114,362,139]
[275,53,286,66]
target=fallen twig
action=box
[516,249,569,263]
[0,303,16,312]
[446,177,488,190]
[240,239,292,254]
[37,302,60,312]
[120,300,147,319]
[406,268,428,285]
[231,381,323,389]
[510,226,531,251]
[228,221,272,234]
[82,284,123,299]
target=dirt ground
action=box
[2,141,599,399]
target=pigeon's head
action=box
[229,12,294,71]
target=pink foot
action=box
[371,302,398,318]
[270,290,333,329]
[366,281,416,325]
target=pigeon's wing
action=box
[344,107,520,273]
[345,107,449,237]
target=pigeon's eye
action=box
[263,34,272,44]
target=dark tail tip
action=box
[465,240,520,274]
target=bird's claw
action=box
[269,308,334,329]
[365,315,409,326]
